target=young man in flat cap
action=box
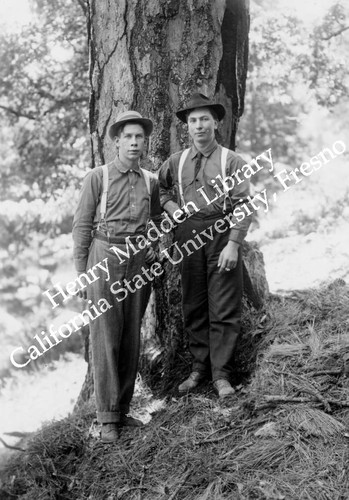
[73,111,161,443]
[159,93,252,399]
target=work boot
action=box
[178,371,205,393]
[101,423,119,443]
[119,415,144,427]
[213,379,235,399]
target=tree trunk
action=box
[77,0,262,405]
[88,0,249,166]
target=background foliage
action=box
[0,0,89,375]
[238,0,349,188]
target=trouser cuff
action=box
[97,411,120,424]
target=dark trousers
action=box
[86,238,151,424]
[175,216,243,381]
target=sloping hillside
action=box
[0,280,348,500]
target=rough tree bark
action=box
[76,0,268,406]
[88,0,250,166]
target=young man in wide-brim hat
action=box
[73,110,161,443]
[159,93,252,399]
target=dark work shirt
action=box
[73,156,161,273]
[158,141,251,244]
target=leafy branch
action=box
[321,25,349,40]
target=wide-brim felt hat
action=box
[108,110,153,139]
[176,92,226,123]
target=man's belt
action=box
[93,231,145,245]
[186,212,230,221]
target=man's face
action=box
[187,108,218,146]
[115,123,146,162]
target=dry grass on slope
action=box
[0,280,348,500]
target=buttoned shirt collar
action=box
[114,155,141,175]
[191,139,219,160]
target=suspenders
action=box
[100,164,109,222]
[178,146,230,212]
[177,148,190,207]
[220,147,229,213]
[98,164,152,228]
